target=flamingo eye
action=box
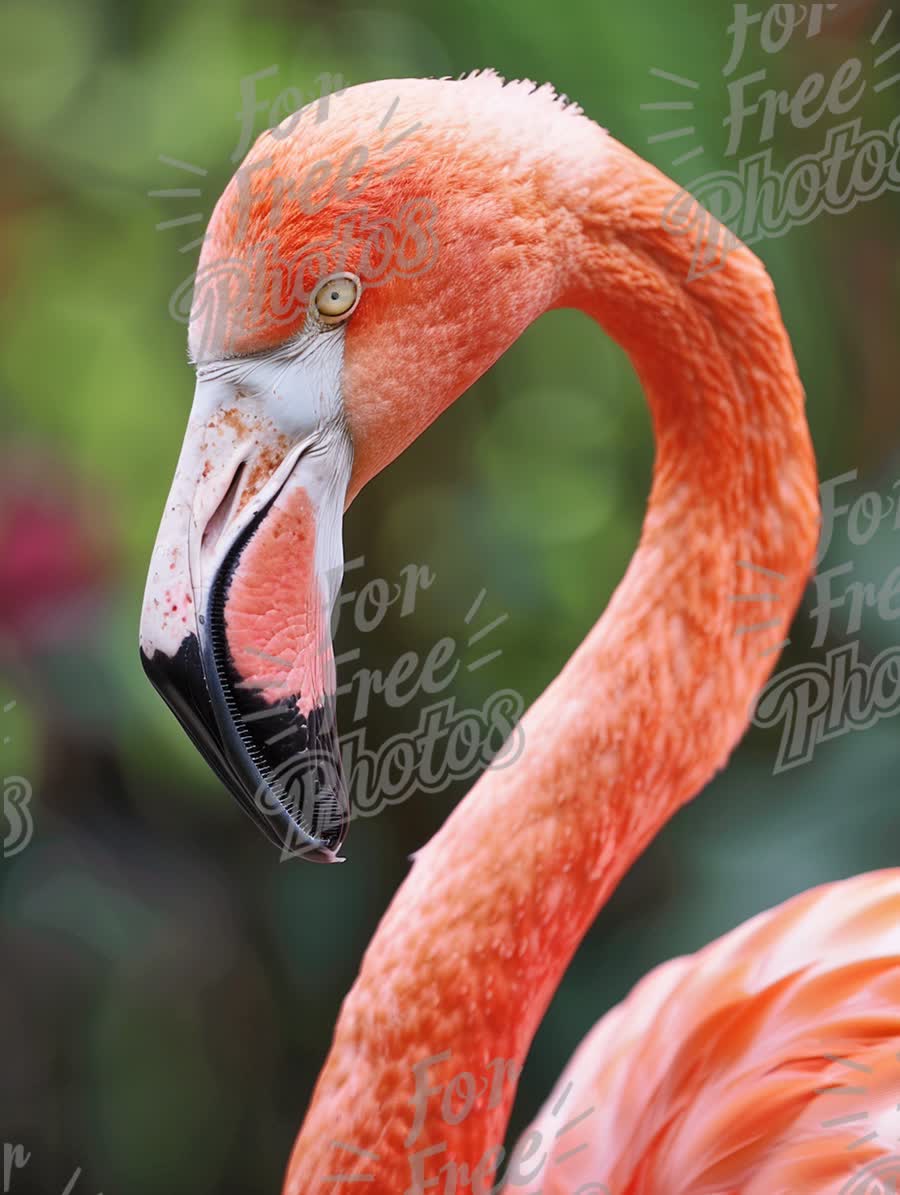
[313,274,361,324]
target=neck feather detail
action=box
[285,109,819,1195]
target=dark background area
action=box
[1,0,899,1190]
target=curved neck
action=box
[285,137,818,1194]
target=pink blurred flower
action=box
[0,451,115,652]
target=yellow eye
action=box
[313,274,360,323]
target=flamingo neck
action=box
[285,137,818,1194]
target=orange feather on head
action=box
[192,74,595,491]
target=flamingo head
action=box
[139,73,588,860]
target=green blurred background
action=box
[1,0,899,1190]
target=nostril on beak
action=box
[202,462,247,558]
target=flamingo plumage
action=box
[138,72,900,1194]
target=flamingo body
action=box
[136,71,899,1195]
[515,870,900,1194]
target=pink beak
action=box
[139,360,353,861]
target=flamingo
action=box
[139,73,900,1193]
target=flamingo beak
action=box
[139,365,352,861]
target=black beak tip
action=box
[140,636,348,861]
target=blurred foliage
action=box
[1,0,899,1190]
